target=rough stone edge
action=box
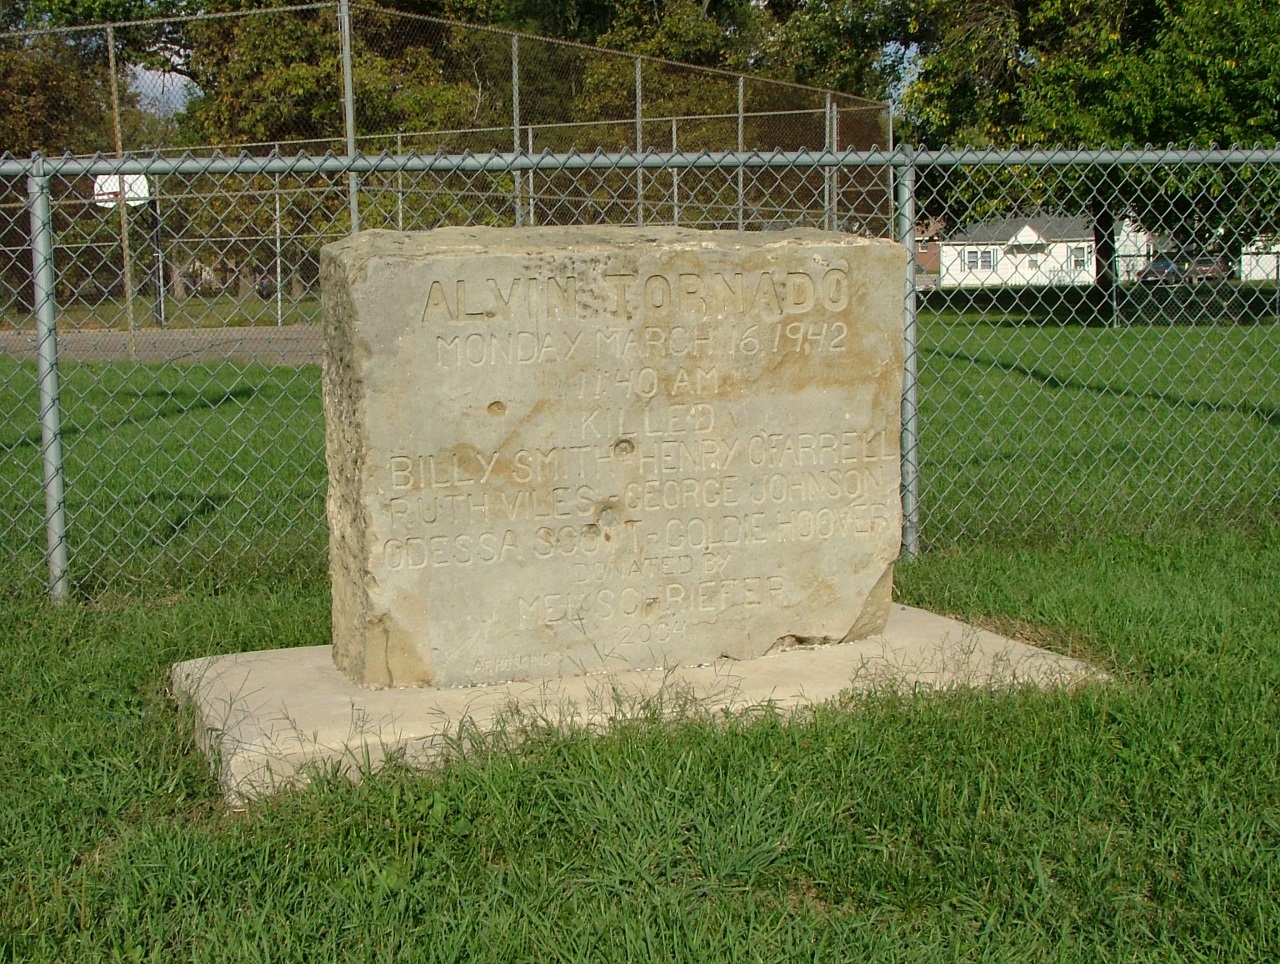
[322,247,438,688]
[171,605,1107,806]
[325,225,898,259]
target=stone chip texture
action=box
[321,227,906,688]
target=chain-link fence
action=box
[2,3,888,331]
[3,12,1278,601]
[904,147,1280,555]
[1,5,891,599]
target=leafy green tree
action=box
[1020,0,1280,147]
[895,0,1280,149]
[176,6,343,147]
[0,33,116,155]
[177,4,496,149]
[773,0,1279,316]
[763,0,913,101]
[571,0,773,132]
[770,0,1278,150]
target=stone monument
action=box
[320,227,906,688]
[170,226,1099,802]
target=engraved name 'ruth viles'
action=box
[321,227,906,688]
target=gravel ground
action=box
[0,325,323,367]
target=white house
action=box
[939,215,1154,288]
[1116,219,1155,281]
[1240,236,1280,282]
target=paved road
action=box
[0,325,323,367]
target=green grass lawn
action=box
[917,318,1280,545]
[0,357,328,598]
[1,314,1278,958]
[2,526,1277,959]
[1,315,1277,595]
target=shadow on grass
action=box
[0,382,260,454]
[920,282,1280,328]
[925,345,1280,428]
[147,490,232,540]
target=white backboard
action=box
[93,173,151,208]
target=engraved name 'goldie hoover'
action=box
[321,227,905,688]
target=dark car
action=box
[1137,257,1186,284]
[1187,256,1231,283]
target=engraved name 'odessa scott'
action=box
[321,227,906,688]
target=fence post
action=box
[831,97,840,229]
[511,35,522,228]
[338,0,359,233]
[736,76,745,230]
[894,148,921,558]
[671,117,679,225]
[28,161,70,602]
[635,57,644,226]
[149,188,167,328]
[526,126,536,225]
[824,92,834,230]
[395,131,404,230]
[105,26,138,338]
[273,145,283,325]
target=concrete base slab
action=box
[172,605,1103,804]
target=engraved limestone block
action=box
[321,227,906,688]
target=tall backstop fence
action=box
[1,2,890,158]
[2,12,1278,599]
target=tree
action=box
[895,0,1280,149]
[1024,0,1280,147]
[571,0,774,140]
[773,0,1279,319]
[0,33,115,155]
[769,0,1279,150]
[763,0,913,102]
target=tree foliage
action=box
[0,33,116,154]
[763,0,911,103]
[765,0,1280,149]
[5,0,1277,155]
[178,6,343,147]
[900,0,1280,148]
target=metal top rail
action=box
[32,104,882,163]
[907,145,1280,166]
[7,145,1280,180]
[3,149,881,179]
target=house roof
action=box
[949,214,1092,245]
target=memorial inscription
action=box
[322,227,906,688]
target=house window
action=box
[979,250,997,270]
[1028,256,1040,270]
[966,250,979,270]
[1071,246,1088,269]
